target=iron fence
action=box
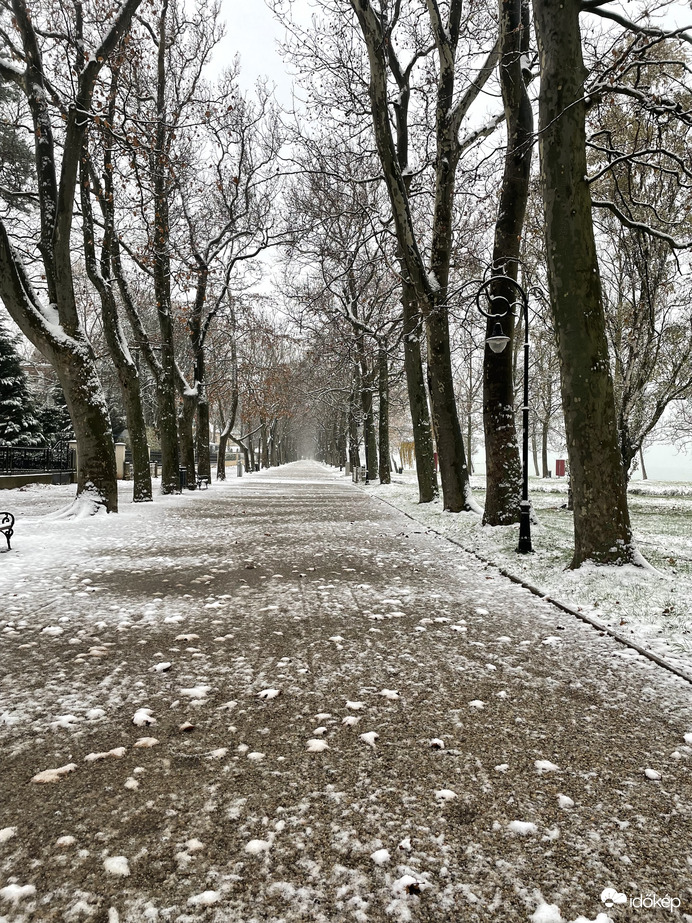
[0,441,76,474]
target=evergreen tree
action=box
[0,319,42,446]
[35,385,74,445]
[0,84,33,212]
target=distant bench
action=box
[1,512,14,550]
[196,476,209,490]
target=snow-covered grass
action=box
[365,472,692,677]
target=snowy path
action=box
[1,461,691,923]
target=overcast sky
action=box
[216,0,299,104]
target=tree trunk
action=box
[378,344,391,484]
[260,420,269,468]
[533,0,635,566]
[80,145,152,503]
[402,283,437,501]
[193,317,210,482]
[153,0,181,495]
[361,379,377,481]
[348,397,360,469]
[532,426,540,477]
[179,393,196,487]
[639,445,648,480]
[541,422,550,478]
[426,311,476,511]
[483,0,532,526]
[466,412,474,476]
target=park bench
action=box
[196,475,209,490]
[1,511,14,551]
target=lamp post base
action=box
[517,504,533,554]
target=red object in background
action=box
[555,459,566,477]
[434,452,438,472]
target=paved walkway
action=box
[1,462,691,922]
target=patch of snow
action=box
[31,762,77,784]
[508,820,538,835]
[371,848,390,865]
[359,731,379,748]
[435,789,457,801]
[180,685,211,700]
[84,747,126,762]
[306,739,329,752]
[0,884,36,904]
[103,856,130,876]
[245,838,271,855]
[257,688,280,700]
[379,689,400,700]
[530,902,564,923]
[133,708,156,727]
[188,890,220,906]
[535,759,560,772]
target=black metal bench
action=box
[196,476,209,490]
[0,512,14,550]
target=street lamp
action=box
[475,273,533,554]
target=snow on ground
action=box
[366,471,692,677]
[1,463,691,922]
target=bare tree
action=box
[0,0,144,512]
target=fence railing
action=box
[0,442,76,474]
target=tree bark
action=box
[541,421,550,478]
[80,130,152,503]
[179,392,196,488]
[402,282,437,501]
[377,343,391,484]
[533,0,635,566]
[153,0,180,495]
[483,0,532,525]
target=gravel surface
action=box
[1,462,691,923]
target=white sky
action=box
[216,0,299,104]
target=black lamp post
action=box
[476,274,533,554]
